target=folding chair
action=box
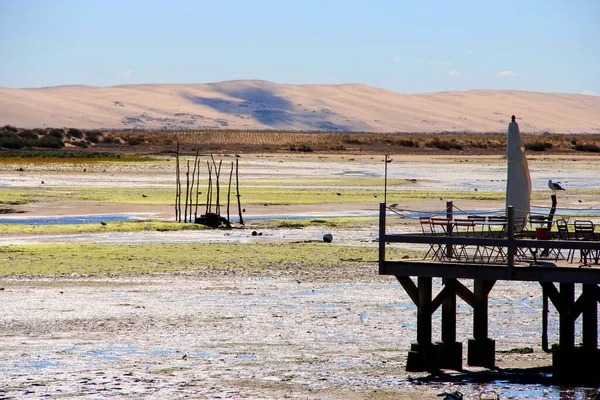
[485,216,509,263]
[486,215,507,238]
[554,219,572,261]
[513,217,537,263]
[467,215,487,237]
[452,218,478,262]
[528,214,551,229]
[467,215,496,262]
[573,220,597,266]
[419,216,442,260]
[431,217,454,261]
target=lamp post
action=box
[384,154,392,204]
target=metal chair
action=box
[528,214,552,229]
[452,218,478,262]
[573,220,597,266]
[467,215,488,237]
[430,217,454,261]
[419,216,441,260]
[514,217,540,263]
[555,219,573,261]
[486,215,507,238]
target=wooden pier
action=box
[378,202,600,384]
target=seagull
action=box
[548,179,565,193]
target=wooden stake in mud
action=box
[227,161,234,222]
[236,158,244,225]
[211,154,223,216]
[175,141,181,222]
[205,161,212,215]
[189,149,199,222]
[184,160,190,223]
[194,158,201,220]
[216,160,222,215]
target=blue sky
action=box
[1,0,598,95]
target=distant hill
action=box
[1,80,598,133]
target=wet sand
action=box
[2,272,591,399]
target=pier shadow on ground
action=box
[411,365,600,388]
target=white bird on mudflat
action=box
[548,179,565,192]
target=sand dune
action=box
[1,80,598,133]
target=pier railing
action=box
[378,202,600,283]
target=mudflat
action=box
[1,272,573,400]
[1,152,599,399]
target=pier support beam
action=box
[582,283,598,351]
[552,282,576,381]
[552,283,600,384]
[468,279,496,368]
[437,278,463,370]
[559,282,575,350]
[406,277,438,372]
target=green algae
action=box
[0,220,208,235]
[0,242,414,276]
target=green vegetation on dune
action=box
[0,242,414,276]
[4,125,600,156]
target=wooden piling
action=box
[227,162,233,222]
[559,282,575,349]
[206,161,212,215]
[236,158,244,225]
[184,160,190,223]
[175,141,181,222]
[189,150,199,221]
[211,155,222,216]
[194,158,201,220]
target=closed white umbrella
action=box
[506,115,531,231]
